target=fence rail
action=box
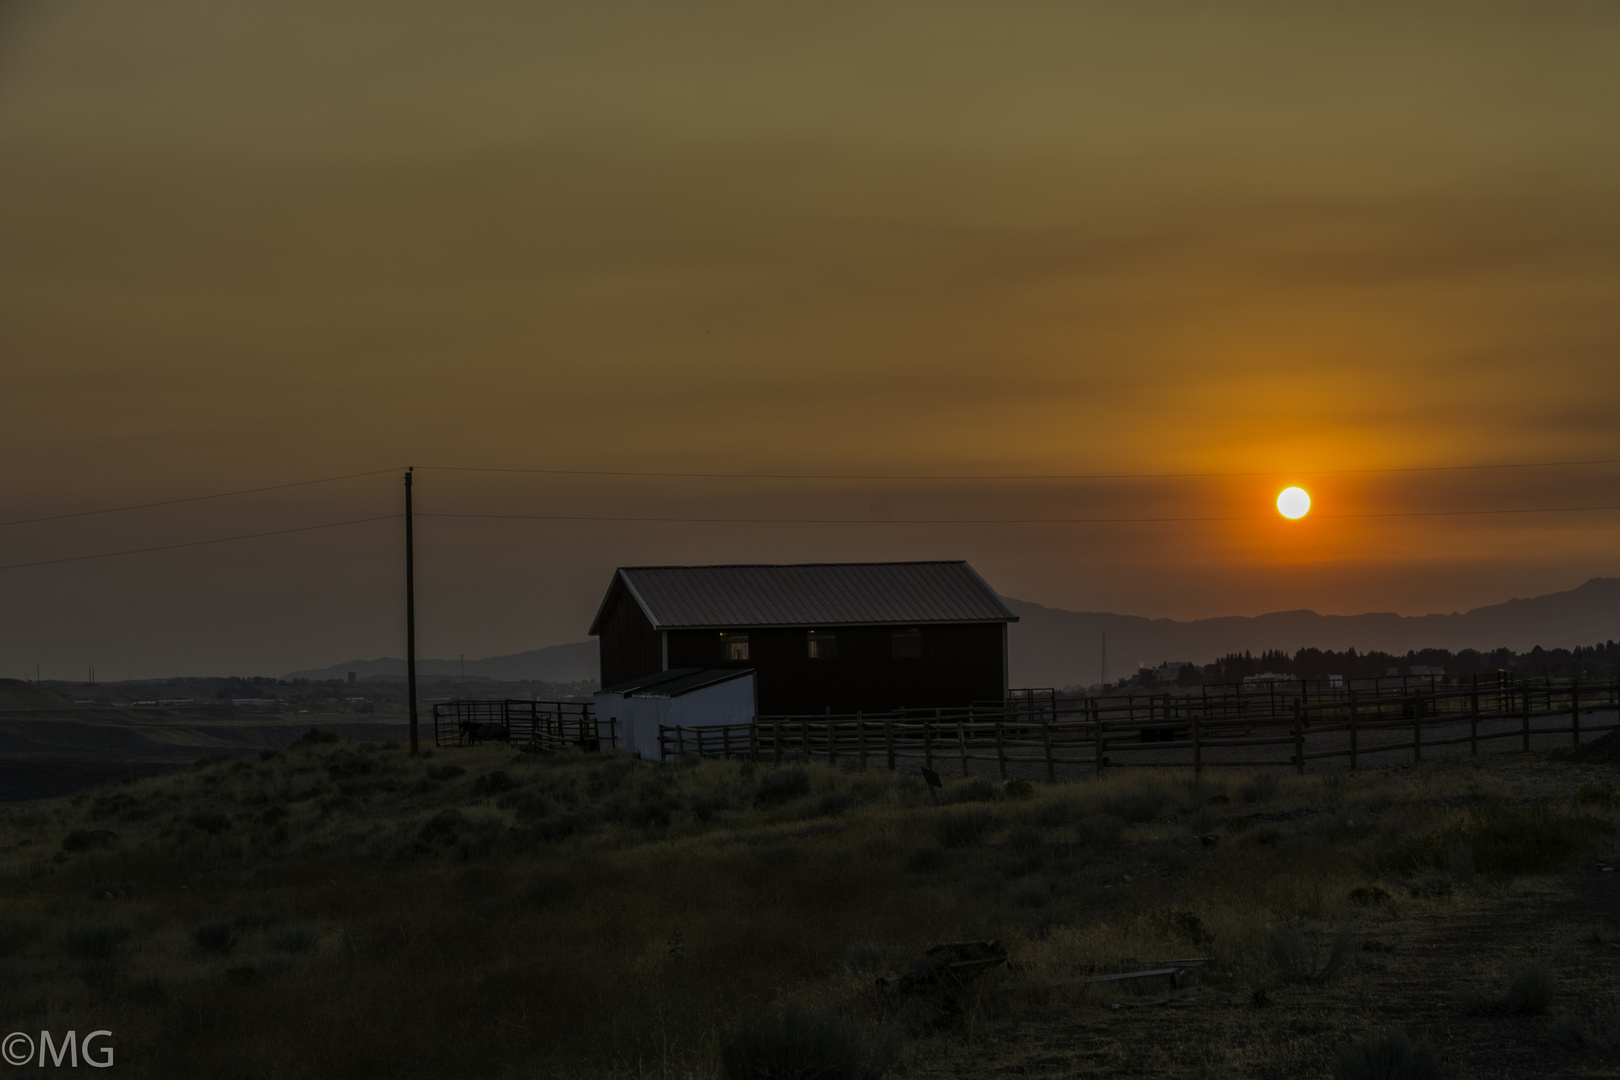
[431,700,613,752]
[657,676,1620,778]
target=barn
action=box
[587,561,1018,718]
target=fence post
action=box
[1571,679,1581,746]
[1042,717,1055,783]
[1192,709,1201,779]
[1094,702,1105,780]
[995,714,1008,780]
[1293,704,1304,776]
[801,720,811,758]
[885,717,896,772]
[1348,688,1359,772]
[722,726,732,761]
[1522,682,1531,752]
[1411,695,1421,764]
[924,720,934,772]
[856,711,867,770]
[749,721,758,762]
[1469,688,1479,756]
[774,722,783,767]
[957,718,969,778]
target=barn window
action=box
[719,631,750,661]
[891,628,923,658]
[806,630,837,660]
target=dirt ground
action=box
[907,869,1620,1078]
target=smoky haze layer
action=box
[1,3,1618,678]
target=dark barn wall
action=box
[666,623,1005,715]
[597,584,662,687]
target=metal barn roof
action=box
[589,561,1017,633]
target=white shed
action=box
[593,668,756,760]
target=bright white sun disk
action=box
[1277,487,1311,519]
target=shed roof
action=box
[595,668,754,698]
[588,561,1017,633]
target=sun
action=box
[1276,486,1311,519]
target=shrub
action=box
[62,924,130,960]
[426,765,466,782]
[1548,1013,1602,1048]
[291,728,340,746]
[61,829,118,852]
[1153,909,1215,947]
[841,941,900,977]
[1111,791,1169,825]
[719,999,898,1080]
[936,808,994,848]
[419,810,466,845]
[270,925,319,954]
[192,919,240,955]
[1265,925,1355,985]
[78,959,119,989]
[1003,779,1035,800]
[1575,922,1620,947]
[524,872,575,906]
[1075,814,1124,851]
[0,921,34,958]
[1239,774,1280,804]
[1390,805,1613,878]
[1027,797,1086,827]
[817,791,854,817]
[1349,886,1392,908]
[756,767,812,807]
[232,909,278,931]
[527,810,594,843]
[1455,962,1553,1016]
[906,844,947,872]
[1330,1029,1440,1080]
[1444,842,1475,879]
[186,811,231,835]
[944,779,999,804]
[1574,781,1617,807]
[473,770,518,796]
[1009,880,1047,908]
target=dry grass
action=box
[0,740,1617,1078]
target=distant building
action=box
[1243,672,1296,686]
[1142,661,1194,685]
[588,561,1018,718]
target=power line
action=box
[420,504,1620,526]
[6,456,1617,535]
[0,515,398,572]
[0,468,404,530]
[420,457,1620,482]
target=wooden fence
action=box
[657,676,1620,778]
[432,699,614,752]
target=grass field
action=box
[2,735,1619,1078]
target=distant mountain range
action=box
[1004,577,1620,688]
[285,578,1620,692]
[283,641,598,684]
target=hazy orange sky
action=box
[3,2,1619,678]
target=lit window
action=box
[720,631,750,662]
[807,630,837,660]
[891,628,922,659]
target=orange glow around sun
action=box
[1277,487,1311,519]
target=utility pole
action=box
[405,468,419,756]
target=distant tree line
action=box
[1170,640,1620,686]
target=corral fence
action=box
[658,673,1620,778]
[432,699,615,752]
